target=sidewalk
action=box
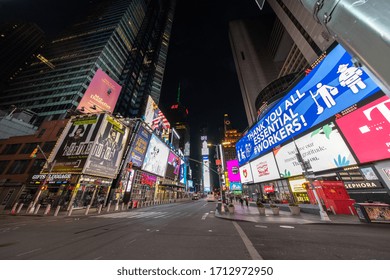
[214,201,364,225]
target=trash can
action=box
[353,203,371,223]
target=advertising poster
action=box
[125,124,151,168]
[250,152,280,183]
[143,96,170,139]
[180,163,187,185]
[273,142,304,178]
[141,134,170,177]
[230,182,242,191]
[84,114,129,178]
[294,122,357,172]
[239,162,253,184]
[336,95,390,163]
[45,114,104,173]
[288,178,308,193]
[236,44,380,166]
[123,169,135,192]
[77,69,121,114]
[165,151,181,181]
[203,155,211,192]
[227,160,241,182]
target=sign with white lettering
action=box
[236,44,380,165]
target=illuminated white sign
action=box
[250,152,280,183]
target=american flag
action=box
[152,110,171,130]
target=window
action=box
[1,144,21,155]
[20,143,39,154]
[7,160,29,174]
[29,159,46,174]
[37,128,46,138]
[0,161,10,174]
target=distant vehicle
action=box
[206,193,216,202]
[192,194,199,200]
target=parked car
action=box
[206,194,216,202]
[192,194,199,200]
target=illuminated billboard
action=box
[250,152,280,183]
[165,151,181,181]
[142,134,170,177]
[44,114,103,173]
[227,160,241,182]
[236,44,380,166]
[84,114,129,178]
[143,96,170,139]
[294,122,357,172]
[125,124,151,168]
[336,95,390,163]
[203,155,211,192]
[273,142,304,178]
[239,162,253,184]
[230,182,242,191]
[180,162,187,185]
[77,69,121,114]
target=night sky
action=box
[0,0,275,177]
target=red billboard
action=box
[336,95,390,163]
[77,69,121,113]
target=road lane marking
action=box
[280,225,295,229]
[255,225,268,228]
[202,213,209,220]
[233,221,263,260]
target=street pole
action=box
[293,140,331,221]
[29,145,55,214]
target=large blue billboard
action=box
[236,44,380,166]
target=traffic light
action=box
[30,146,39,158]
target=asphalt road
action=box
[1,200,390,260]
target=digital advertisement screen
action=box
[273,141,304,178]
[230,182,242,191]
[288,178,308,193]
[236,44,380,166]
[141,134,170,177]
[203,155,211,192]
[77,69,121,114]
[250,152,280,183]
[125,124,151,168]
[227,160,241,182]
[44,114,103,173]
[84,114,129,178]
[239,162,254,184]
[336,95,390,163]
[165,151,181,181]
[294,122,357,172]
[180,162,187,185]
[143,96,170,139]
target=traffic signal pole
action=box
[28,145,55,214]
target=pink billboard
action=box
[77,69,121,113]
[227,160,241,182]
[336,95,390,163]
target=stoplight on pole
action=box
[30,146,39,158]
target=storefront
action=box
[129,170,157,203]
[157,178,186,201]
[71,175,112,209]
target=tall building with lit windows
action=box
[0,0,176,125]
[221,114,242,162]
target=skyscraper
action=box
[0,0,176,125]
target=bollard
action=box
[16,203,24,214]
[26,201,34,214]
[33,204,41,215]
[127,202,131,210]
[67,205,74,216]
[97,204,103,214]
[85,205,91,215]
[54,205,61,216]
[43,204,51,215]
[114,200,119,211]
[11,203,18,215]
[106,201,112,212]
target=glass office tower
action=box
[0,0,176,125]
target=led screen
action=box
[336,95,390,163]
[230,182,242,191]
[294,122,357,172]
[236,44,380,166]
[273,142,304,178]
[125,124,151,168]
[143,96,170,139]
[84,114,129,178]
[227,160,241,182]
[165,151,181,181]
[239,162,253,184]
[77,69,121,114]
[142,134,170,177]
[250,152,280,183]
[203,155,211,192]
